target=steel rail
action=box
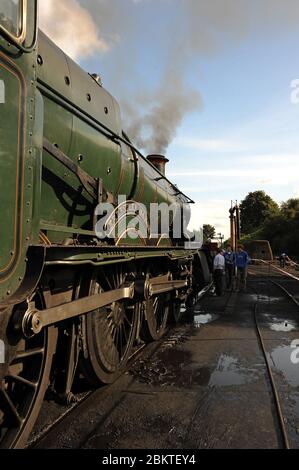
[27,341,149,449]
[252,300,290,449]
[248,263,299,449]
[27,326,172,449]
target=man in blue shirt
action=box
[224,245,235,290]
[235,245,249,292]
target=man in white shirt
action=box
[213,248,225,296]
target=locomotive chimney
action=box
[147,154,169,176]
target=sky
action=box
[40,0,299,239]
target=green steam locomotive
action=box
[0,0,210,448]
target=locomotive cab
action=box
[0,0,39,303]
[0,0,37,50]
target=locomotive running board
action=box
[22,284,135,337]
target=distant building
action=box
[243,240,273,261]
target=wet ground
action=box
[32,266,299,449]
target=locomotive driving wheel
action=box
[79,265,138,385]
[141,293,170,342]
[0,305,57,449]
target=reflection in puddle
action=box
[270,345,299,387]
[209,354,257,386]
[249,294,281,303]
[270,322,296,332]
[262,313,299,332]
[193,311,219,328]
[183,305,220,328]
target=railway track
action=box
[27,269,299,449]
[249,263,299,449]
[28,338,155,448]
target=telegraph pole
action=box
[229,201,240,251]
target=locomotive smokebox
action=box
[147,154,169,176]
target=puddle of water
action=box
[270,345,299,387]
[193,312,219,327]
[209,354,257,387]
[270,321,296,332]
[262,313,299,332]
[182,306,219,328]
[249,294,281,303]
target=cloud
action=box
[39,0,110,60]
[189,200,231,238]
[121,0,299,153]
[168,151,299,193]
[38,0,299,154]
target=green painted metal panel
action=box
[0,62,21,272]
[0,0,39,303]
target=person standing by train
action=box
[235,245,249,292]
[213,248,225,296]
[224,245,235,290]
[279,253,287,268]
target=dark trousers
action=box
[237,266,248,291]
[226,264,235,290]
[214,269,224,296]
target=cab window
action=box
[0,0,25,41]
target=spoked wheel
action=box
[0,306,57,449]
[141,293,170,342]
[80,265,138,385]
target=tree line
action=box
[240,191,299,256]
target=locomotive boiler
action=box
[0,0,210,448]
